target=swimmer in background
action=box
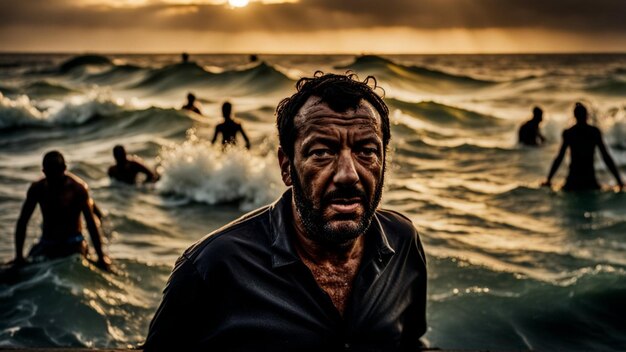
[211,101,251,149]
[13,151,111,270]
[182,93,202,115]
[543,102,623,191]
[518,106,546,146]
[108,145,159,185]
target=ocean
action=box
[0,53,625,350]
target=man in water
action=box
[518,106,546,146]
[108,145,159,185]
[211,101,251,149]
[543,102,623,191]
[145,73,428,350]
[181,93,202,115]
[13,151,111,270]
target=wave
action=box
[586,78,626,95]
[132,61,293,95]
[0,84,18,95]
[84,64,147,86]
[0,256,167,348]
[156,130,285,210]
[201,61,294,96]
[0,92,123,129]
[59,54,113,73]
[336,55,493,93]
[612,67,626,75]
[427,256,626,350]
[24,81,77,97]
[132,62,213,90]
[387,98,501,128]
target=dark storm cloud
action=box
[0,0,625,33]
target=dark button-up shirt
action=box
[144,189,427,351]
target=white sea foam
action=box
[156,129,284,210]
[0,91,126,129]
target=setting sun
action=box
[228,0,249,8]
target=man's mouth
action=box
[327,197,362,213]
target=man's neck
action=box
[46,173,67,185]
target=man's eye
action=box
[310,149,333,157]
[357,148,378,157]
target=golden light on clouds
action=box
[160,0,298,4]
[79,0,297,6]
[228,0,249,8]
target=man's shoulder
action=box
[30,178,46,188]
[28,178,46,195]
[375,209,427,266]
[589,125,602,135]
[66,173,89,190]
[182,205,272,263]
[375,208,419,239]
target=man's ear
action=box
[277,147,292,186]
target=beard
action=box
[291,166,384,246]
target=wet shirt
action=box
[144,189,428,351]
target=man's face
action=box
[280,96,385,245]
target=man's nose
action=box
[333,149,359,186]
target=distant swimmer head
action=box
[42,150,66,179]
[182,52,189,63]
[222,101,233,120]
[574,102,588,123]
[113,145,127,163]
[187,93,196,103]
[532,106,543,122]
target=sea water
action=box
[0,53,625,350]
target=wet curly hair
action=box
[276,71,390,160]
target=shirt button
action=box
[344,342,351,349]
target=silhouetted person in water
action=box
[108,145,159,185]
[182,93,202,115]
[519,106,546,146]
[249,54,258,63]
[181,52,189,64]
[543,102,623,191]
[13,151,111,270]
[211,102,251,149]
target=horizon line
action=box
[2,50,626,56]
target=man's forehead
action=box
[294,96,381,128]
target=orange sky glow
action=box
[1,0,625,53]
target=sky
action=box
[1,0,626,54]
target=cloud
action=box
[0,0,625,34]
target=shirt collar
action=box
[269,188,396,269]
